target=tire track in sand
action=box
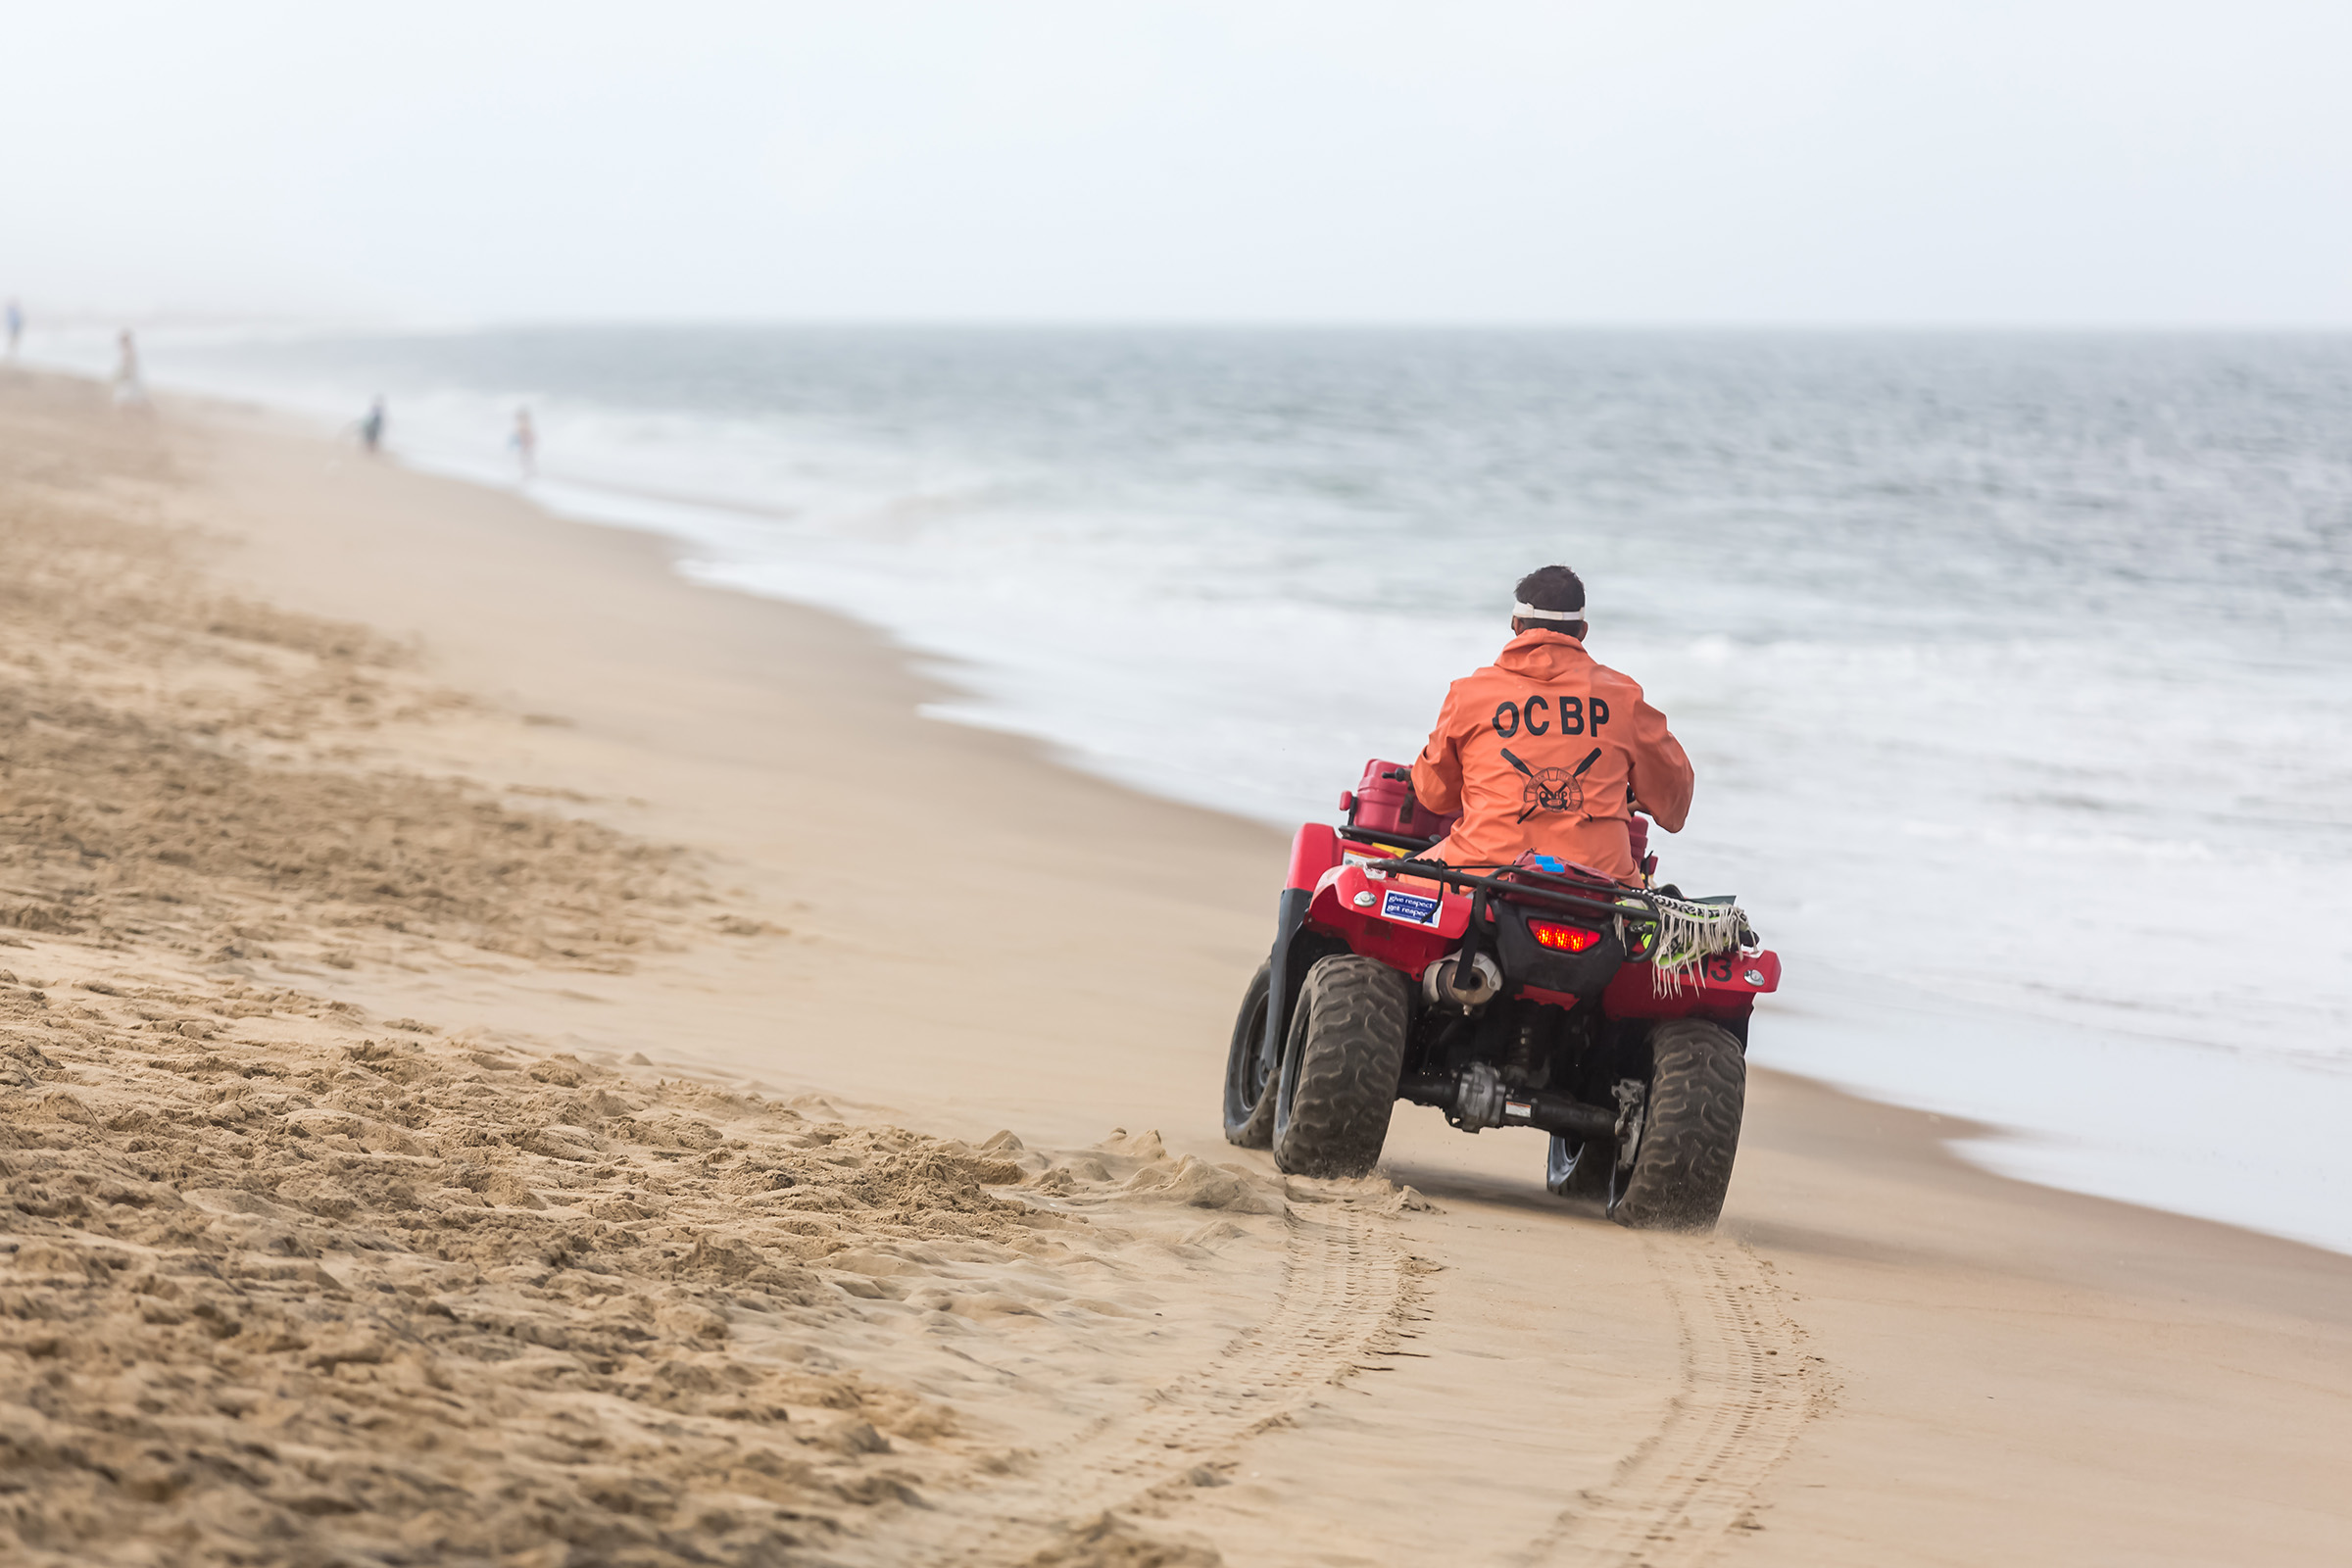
[1520,1237,1819,1568]
[911,1185,1419,1567]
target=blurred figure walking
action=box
[4,299,21,358]
[112,329,146,405]
[511,407,537,477]
[360,396,386,454]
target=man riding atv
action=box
[1223,563,1776,1230]
[1411,564,1691,886]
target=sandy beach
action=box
[4,368,2348,1566]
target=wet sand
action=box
[3,368,2347,1565]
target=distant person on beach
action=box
[511,407,537,476]
[112,329,146,406]
[360,396,386,454]
[4,299,21,358]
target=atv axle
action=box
[1399,1064,1618,1139]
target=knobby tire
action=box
[1611,1017,1745,1232]
[1272,955,1409,1180]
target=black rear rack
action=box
[1367,857,1660,928]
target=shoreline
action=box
[8,366,2350,1563]
[26,340,2352,1260]
[121,358,2352,1259]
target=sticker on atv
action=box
[1379,888,1442,926]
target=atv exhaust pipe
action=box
[1399,1063,1617,1139]
[1422,952,1503,1008]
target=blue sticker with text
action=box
[1380,889,1441,926]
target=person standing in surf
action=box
[1409,564,1692,885]
[112,329,146,406]
[511,406,537,476]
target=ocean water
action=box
[32,324,2352,1251]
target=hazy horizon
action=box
[7,2,2351,330]
[27,316,2352,338]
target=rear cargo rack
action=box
[1367,858,1660,928]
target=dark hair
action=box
[1514,564,1586,617]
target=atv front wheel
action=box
[1609,1018,1745,1232]
[1222,961,1279,1149]
[1271,955,1409,1179]
[1545,1133,1614,1200]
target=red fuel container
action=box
[1342,759,1458,845]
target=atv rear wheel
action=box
[1609,1018,1745,1232]
[1271,955,1409,1180]
[1222,961,1279,1149]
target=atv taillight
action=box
[1528,920,1602,954]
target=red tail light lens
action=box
[1529,920,1602,953]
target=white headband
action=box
[1514,601,1588,622]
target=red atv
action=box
[1223,760,1782,1230]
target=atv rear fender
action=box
[1306,863,1472,977]
[1262,827,1471,1086]
[1600,948,1781,1020]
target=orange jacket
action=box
[1409,629,1692,883]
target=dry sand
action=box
[1,368,2346,1566]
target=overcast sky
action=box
[6,1,2349,328]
